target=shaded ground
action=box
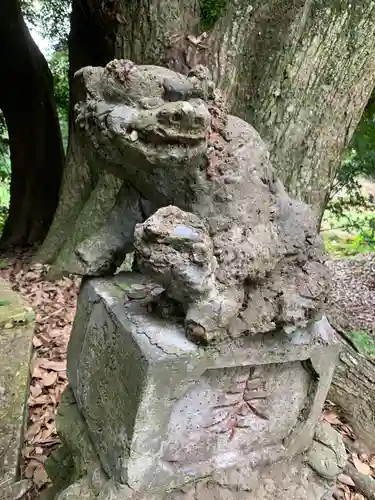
[0,250,80,497]
[0,250,374,499]
[327,253,375,357]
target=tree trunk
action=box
[36,0,118,265]
[38,0,375,273]
[36,0,199,274]
[328,324,375,452]
[205,0,375,215]
[0,0,64,248]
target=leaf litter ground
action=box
[0,251,374,499]
[0,250,80,498]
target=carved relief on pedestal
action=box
[162,362,310,471]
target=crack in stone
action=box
[137,329,177,356]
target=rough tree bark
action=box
[36,0,200,273]
[205,0,375,214]
[38,0,375,271]
[328,322,375,452]
[35,0,119,265]
[0,0,64,248]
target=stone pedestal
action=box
[46,272,345,500]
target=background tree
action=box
[22,0,71,50]
[48,50,70,149]
[36,0,375,274]
[0,0,65,248]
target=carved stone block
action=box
[67,273,339,494]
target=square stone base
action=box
[67,273,339,493]
[49,387,346,500]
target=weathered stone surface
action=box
[46,60,343,500]
[0,479,32,500]
[75,182,144,276]
[55,477,96,500]
[0,278,34,486]
[69,60,328,343]
[49,423,345,499]
[44,387,101,489]
[173,455,337,500]
[162,454,337,500]
[67,272,338,493]
[306,422,347,480]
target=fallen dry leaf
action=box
[42,371,58,387]
[28,394,51,406]
[30,356,43,378]
[0,252,80,498]
[32,337,43,348]
[41,423,55,440]
[338,474,355,487]
[33,465,49,488]
[352,453,372,476]
[24,421,42,441]
[30,384,42,398]
[341,424,355,439]
[322,410,342,425]
[38,359,66,372]
[22,446,34,457]
[24,459,40,479]
[359,452,369,462]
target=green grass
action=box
[321,206,375,258]
[0,181,10,207]
[0,180,9,234]
[347,330,375,358]
[323,231,374,258]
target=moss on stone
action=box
[0,278,34,327]
[0,278,35,483]
[200,0,227,30]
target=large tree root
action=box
[328,322,375,452]
[344,462,375,500]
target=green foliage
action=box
[37,0,71,50]
[322,206,375,257]
[48,50,69,149]
[348,330,375,359]
[200,0,227,30]
[323,89,375,255]
[328,89,375,210]
[48,51,69,135]
[325,208,375,244]
[0,112,10,235]
[21,0,71,50]
[0,113,10,182]
[350,92,375,175]
[328,151,375,224]
[323,231,374,258]
[48,51,69,120]
[20,0,38,25]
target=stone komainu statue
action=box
[73,59,328,345]
[44,61,343,500]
